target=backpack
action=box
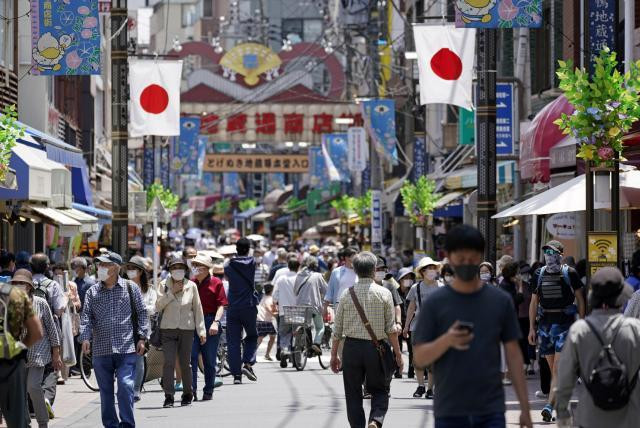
[537,265,575,311]
[0,283,27,360]
[584,318,639,411]
[32,277,53,309]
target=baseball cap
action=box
[167,256,188,270]
[542,240,564,254]
[591,267,624,300]
[96,251,123,265]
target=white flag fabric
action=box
[129,59,183,137]
[413,25,476,110]
[321,138,342,182]
[347,127,368,172]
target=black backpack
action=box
[584,318,639,411]
[32,277,53,309]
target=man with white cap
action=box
[403,256,442,399]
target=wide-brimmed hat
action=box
[167,256,188,270]
[125,256,147,272]
[191,254,213,269]
[309,245,320,255]
[212,263,224,275]
[415,256,441,275]
[397,267,416,281]
[96,251,123,265]
[10,269,33,286]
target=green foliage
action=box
[400,177,439,226]
[353,191,372,224]
[0,105,24,182]
[238,198,257,213]
[214,199,231,216]
[286,196,305,212]
[554,48,640,165]
[146,183,179,210]
[330,195,355,218]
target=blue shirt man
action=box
[79,252,148,428]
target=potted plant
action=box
[0,105,24,184]
[400,176,440,250]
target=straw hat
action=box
[415,256,442,275]
[212,263,225,275]
[191,254,214,269]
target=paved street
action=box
[43,345,557,428]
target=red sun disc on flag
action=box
[430,48,463,81]
[140,84,169,114]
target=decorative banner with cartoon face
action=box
[31,0,101,75]
[171,117,201,175]
[454,0,542,28]
[361,99,399,166]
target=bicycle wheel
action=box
[216,344,232,377]
[291,327,308,371]
[80,347,99,391]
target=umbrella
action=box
[185,228,203,240]
[223,228,240,236]
[217,245,237,256]
[246,234,265,241]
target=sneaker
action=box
[180,393,193,406]
[163,395,174,408]
[214,377,223,388]
[407,368,415,379]
[233,375,242,385]
[264,355,273,361]
[175,382,183,391]
[134,396,141,403]
[276,348,281,361]
[202,393,213,401]
[280,356,288,368]
[535,390,549,399]
[193,394,198,402]
[44,398,55,419]
[541,404,553,422]
[502,378,512,386]
[413,385,426,398]
[367,421,381,428]
[311,344,322,355]
[242,365,257,381]
[363,387,372,399]
[425,389,434,399]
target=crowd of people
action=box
[1,225,640,427]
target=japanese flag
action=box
[413,25,476,110]
[129,59,183,137]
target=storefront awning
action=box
[60,208,99,233]
[189,194,221,212]
[28,206,82,237]
[493,170,640,218]
[520,95,574,183]
[72,202,112,224]
[181,208,195,218]
[235,205,264,220]
[444,161,516,190]
[253,212,274,222]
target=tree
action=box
[0,105,24,182]
[238,198,257,212]
[330,195,355,218]
[400,176,440,227]
[353,191,372,225]
[554,48,640,165]
[214,199,231,217]
[146,183,179,210]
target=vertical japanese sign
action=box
[31,0,101,75]
[324,133,351,182]
[143,139,154,188]
[459,108,475,146]
[170,117,201,175]
[588,0,616,73]
[347,127,368,172]
[223,172,241,196]
[412,137,427,182]
[371,190,382,253]
[362,165,371,190]
[454,0,542,28]
[308,147,327,188]
[161,141,170,189]
[361,99,399,165]
[496,83,514,155]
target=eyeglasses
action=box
[543,249,559,256]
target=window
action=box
[0,0,12,69]
[303,19,322,43]
[202,0,212,18]
[182,4,197,28]
[282,19,303,43]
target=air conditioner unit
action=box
[128,191,148,225]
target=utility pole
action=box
[111,0,129,256]
[369,0,383,255]
[476,29,498,265]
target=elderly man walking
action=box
[295,256,328,355]
[79,251,149,428]
[330,252,403,428]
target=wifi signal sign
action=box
[594,239,612,251]
[588,233,618,264]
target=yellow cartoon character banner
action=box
[455,0,542,28]
[30,0,101,75]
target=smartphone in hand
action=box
[457,321,474,334]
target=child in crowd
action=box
[256,283,277,360]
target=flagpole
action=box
[111,0,129,257]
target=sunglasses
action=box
[543,249,559,256]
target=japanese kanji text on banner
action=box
[204,154,309,173]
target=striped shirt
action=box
[26,296,60,368]
[254,263,270,287]
[332,279,395,341]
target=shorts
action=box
[256,321,277,337]
[537,323,572,356]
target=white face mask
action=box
[171,269,186,281]
[425,270,438,281]
[374,271,386,282]
[191,267,200,277]
[402,279,413,288]
[480,272,492,282]
[97,267,110,282]
[127,270,139,280]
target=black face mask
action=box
[453,264,480,282]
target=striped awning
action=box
[444,161,516,190]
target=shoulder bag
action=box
[348,287,396,380]
[127,282,150,353]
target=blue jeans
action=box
[93,352,137,428]
[435,413,506,428]
[191,314,221,395]
[227,306,258,376]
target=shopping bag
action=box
[61,310,77,367]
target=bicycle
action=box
[283,305,329,371]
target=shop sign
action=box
[347,127,367,172]
[203,153,309,173]
[371,190,382,253]
[455,0,542,29]
[588,231,618,274]
[588,0,616,73]
[545,213,577,239]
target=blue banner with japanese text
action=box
[588,0,616,73]
[171,117,201,175]
[454,0,542,28]
[412,137,426,182]
[31,0,101,75]
[362,99,398,165]
[309,146,327,188]
[323,133,351,183]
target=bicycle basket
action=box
[282,306,313,325]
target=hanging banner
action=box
[223,172,241,196]
[197,135,208,179]
[454,0,542,28]
[496,82,515,155]
[161,141,170,189]
[371,190,383,253]
[362,164,371,190]
[347,127,368,172]
[361,99,399,165]
[143,140,155,188]
[267,173,285,192]
[323,133,351,182]
[204,153,310,173]
[171,117,201,175]
[412,137,427,182]
[309,147,328,188]
[588,0,616,73]
[459,108,475,146]
[30,0,101,75]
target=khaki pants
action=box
[161,329,193,396]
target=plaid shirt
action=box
[26,296,60,368]
[79,277,149,357]
[254,263,269,286]
[332,279,395,341]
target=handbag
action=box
[348,287,396,380]
[148,284,167,348]
[127,283,149,353]
[70,303,80,337]
[60,309,77,367]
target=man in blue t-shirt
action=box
[412,225,532,428]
